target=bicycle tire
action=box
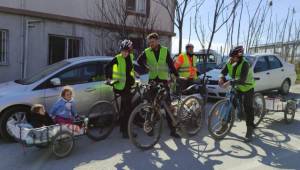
[51,131,74,158]
[128,103,163,150]
[208,99,235,140]
[253,93,266,127]
[284,100,296,124]
[178,95,205,136]
[86,101,116,141]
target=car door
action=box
[97,61,114,102]
[42,62,103,115]
[253,56,271,92]
[266,55,284,89]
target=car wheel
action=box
[280,79,290,95]
[0,106,30,142]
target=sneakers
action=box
[244,126,254,142]
[216,123,228,135]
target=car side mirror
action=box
[50,78,61,86]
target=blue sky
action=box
[171,0,300,53]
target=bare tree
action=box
[245,0,272,52]
[194,0,207,49]
[205,0,240,57]
[291,22,300,63]
[132,9,159,52]
[155,0,195,53]
[236,0,244,45]
[94,0,129,39]
[194,0,240,77]
[88,0,130,55]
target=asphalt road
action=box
[0,85,299,170]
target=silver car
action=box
[0,56,114,141]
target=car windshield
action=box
[15,61,70,85]
[216,62,226,69]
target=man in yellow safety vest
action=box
[137,33,180,138]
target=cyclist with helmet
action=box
[174,43,198,92]
[105,39,135,138]
[218,46,256,142]
[137,33,180,138]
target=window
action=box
[127,0,147,14]
[207,55,216,63]
[48,35,82,64]
[126,0,136,11]
[57,63,98,85]
[254,56,269,73]
[268,55,282,70]
[0,30,8,65]
[196,54,216,63]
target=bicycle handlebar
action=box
[106,80,119,86]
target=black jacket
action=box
[27,112,54,128]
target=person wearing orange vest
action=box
[174,44,198,91]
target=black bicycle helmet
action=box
[186,43,194,49]
[120,39,132,51]
[229,46,244,57]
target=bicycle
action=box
[128,80,205,150]
[207,81,265,140]
[87,80,145,141]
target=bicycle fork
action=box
[219,100,233,123]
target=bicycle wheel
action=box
[128,103,163,150]
[284,100,296,124]
[208,99,235,140]
[253,93,266,127]
[51,131,74,158]
[86,101,116,141]
[178,96,204,136]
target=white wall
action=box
[0,0,174,33]
[0,12,23,82]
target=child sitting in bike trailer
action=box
[49,86,82,134]
[27,104,54,128]
[7,104,60,144]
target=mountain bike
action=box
[128,80,205,150]
[207,81,265,140]
[87,80,145,141]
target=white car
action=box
[201,54,297,98]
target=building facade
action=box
[0,0,175,82]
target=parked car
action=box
[0,56,115,141]
[173,49,225,75]
[200,54,297,98]
[194,49,225,74]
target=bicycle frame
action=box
[108,82,145,115]
[218,86,244,123]
[151,84,181,128]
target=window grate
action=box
[0,30,8,65]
